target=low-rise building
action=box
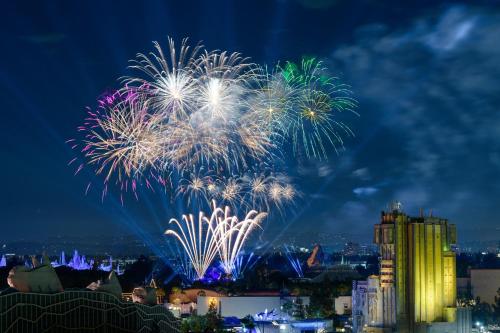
[197,295,310,319]
[470,269,500,305]
[334,295,352,315]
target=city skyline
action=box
[1,0,500,244]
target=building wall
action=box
[470,269,500,305]
[413,309,471,333]
[352,276,396,333]
[334,296,352,315]
[395,214,408,324]
[456,277,470,298]
[443,252,457,308]
[456,307,472,333]
[352,280,368,333]
[407,221,456,323]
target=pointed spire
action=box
[42,253,51,266]
[0,255,6,267]
[61,251,66,265]
[31,256,41,268]
[105,270,123,298]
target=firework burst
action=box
[281,58,358,159]
[124,39,268,172]
[72,37,357,212]
[220,178,242,207]
[176,168,216,206]
[123,38,202,120]
[247,67,298,138]
[71,90,164,200]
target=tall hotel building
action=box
[352,203,471,333]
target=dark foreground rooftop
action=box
[0,290,180,333]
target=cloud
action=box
[310,193,331,200]
[318,165,334,177]
[329,201,371,232]
[420,6,477,52]
[327,4,500,234]
[353,186,378,197]
[392,186,429,212]
[351,167,371,181]
[296,160,335,178]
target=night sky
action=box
[1,0,499,244]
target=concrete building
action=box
[334,295,352,315]
[457,277,471,299]
[470,269,500,305]
[196,295,331,333]
[352,276,395,333]
[352,204,471,333]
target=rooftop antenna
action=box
[390,201,403,212]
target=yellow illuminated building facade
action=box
[372,204,459,333]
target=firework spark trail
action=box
[165,201,266,280]
[165,211,221,280]
[216,205,267,276]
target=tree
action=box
[292,297,306,319]
[180,319,191,333]
[472,297,494,325]
[179,303,222,333]
[493,288,500,322]
[171,286,183,294]
[205,301,223,332]
[241,316,255,331]
[306,277,335,318]
[282,300,294,317]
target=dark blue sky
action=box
[1,0,499,244]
